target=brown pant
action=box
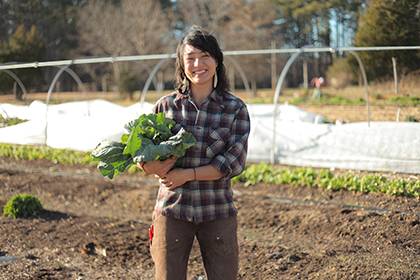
[150,215,239,280]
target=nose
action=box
[193,58,200,67]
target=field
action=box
[0,84,419,279]
[0,157,419,279]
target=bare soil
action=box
[0,158,419,280]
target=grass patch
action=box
[233,163,420,198]
[288,93,365,106]
[387,96,420,106]
[0,115,27,127]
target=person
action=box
[138,26,250,280]
[311,76,324,99]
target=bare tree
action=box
[77,0,173,94]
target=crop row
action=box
[233,163,419,198]
[0,143,418,198]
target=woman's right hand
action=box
[137,157,177,177]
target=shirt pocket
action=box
[206,127,230,158]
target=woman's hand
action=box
[137,157,176,177]
[158,168,194,190]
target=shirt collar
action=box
[174,89,224,107]
[209,89,224,104]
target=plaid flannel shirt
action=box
[152,89,250,223]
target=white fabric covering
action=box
[1,100,419,173]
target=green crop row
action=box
[0,144,418,197]
[289,94,365,106]
[0,143,94,165]
[0,143,143,174]
[387,96,420,106]
[232,163,420,198]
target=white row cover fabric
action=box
[1,100,419,174]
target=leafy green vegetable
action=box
[91,140,133,178]
[91,112,196,179]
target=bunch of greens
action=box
[91,113,196,179]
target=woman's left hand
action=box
[157,168,193,190]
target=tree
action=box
[0,1,11,42]
[77,0,173,95]
[354,0,420,80]
[274,0,366,47]
[272,0,368,86]
[0,0,86,94]
[0,25,45,98]
[2,0,84,60]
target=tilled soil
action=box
[0,158,419,280]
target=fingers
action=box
[139,158,177,178]
[159,177,169,184]
[142,164,150,175]
[159,177,173,188]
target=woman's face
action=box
[183,44,217,87]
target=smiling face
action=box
[183,44,217,87]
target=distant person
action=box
[311,76,324,99]
[138,26,250,280]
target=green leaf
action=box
[123,126,143,157]
[133,142,172,162]
[121,134,129,144]
[161,128,196,158]
[91,141,125,161]
[98,161,115,179]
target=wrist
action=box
[188,168,196,182]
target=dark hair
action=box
[175,26,229,94]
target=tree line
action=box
[0,0,419,98]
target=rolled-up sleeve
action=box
[211,104,250,178]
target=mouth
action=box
[193,69,207,75]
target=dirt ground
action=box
[0,157,419,280]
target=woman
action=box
[139,26,250,280]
